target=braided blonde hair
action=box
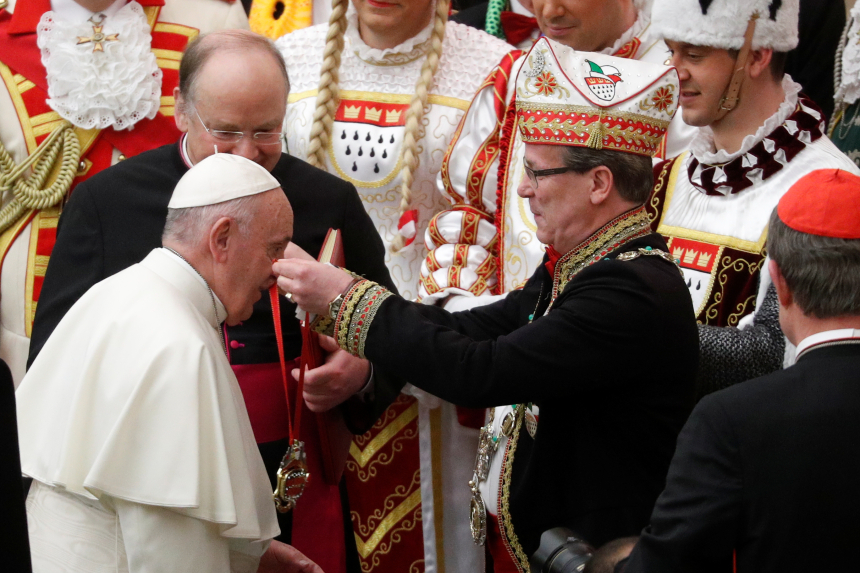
[306,0,349,168]
[306,0,450,251]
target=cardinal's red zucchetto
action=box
[777,169,860,239]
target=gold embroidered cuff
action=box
[335,280,373,351]
[353,286,393,359]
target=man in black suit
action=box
[27,29,392,568]
[614,168,860,573]
[274,41,698,570]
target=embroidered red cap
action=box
[777,169,860,239]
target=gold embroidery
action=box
[552,207,652,301]
[704,255,763,325]
[354,38,431,67]
[288,89,470,111]
[516,102,671,130]
[498,407,529,571]
[353,488,422,559]
[353,469,421,538]
[349,402,419,468]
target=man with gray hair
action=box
[17,154,321,573]
[26,29,394,570]
[605,168,860,573]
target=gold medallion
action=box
[273,439,310,513]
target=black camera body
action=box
[529,527,595,573]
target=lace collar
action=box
[836,4,860,106]
[599,12,649,58]
[345,8,433,67]
[687,82,825,196]
[36,0,162,131]
[551,206,652,301]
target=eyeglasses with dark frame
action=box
[195,110,284,146]
[523,157,575,188]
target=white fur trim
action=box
[651,0,799,52]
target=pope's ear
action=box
[208,216,233,263]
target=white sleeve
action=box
[419,54,524,303]
[113,498,233,573]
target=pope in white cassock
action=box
[16,154,322,573]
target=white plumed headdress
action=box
[651,0,799,52]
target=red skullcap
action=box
[777,169,860,239]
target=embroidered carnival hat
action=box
[778,169,860,239]
[168,154,281,209]
[515,37,680,157]
[651,0,799,52]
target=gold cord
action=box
[0,121,81,233]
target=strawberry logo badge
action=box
[584,60,623,101]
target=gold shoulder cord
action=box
[0,121,81,234]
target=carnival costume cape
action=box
[0,0,248,385]
[18,248,280,572]
[277,13,515,573]
[648,78,859,394]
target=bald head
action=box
[174,30,289,171]
[177,30,290,114]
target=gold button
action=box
[0,1,8,10]
[664,58,671,66]
[78,160,87,173]
[118,154,126,161]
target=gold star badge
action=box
[76,14,119,53]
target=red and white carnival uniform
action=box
[276,12,514,573]
[0,0,248,385]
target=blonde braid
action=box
[391,0,450,252]
[306,0,348,168]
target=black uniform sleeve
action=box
[696,283,784,397]
[623,396,742,573]
[363,260,685,408]
[27,184,104,368]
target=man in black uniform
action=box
[611,169,860,573]
[27,29,392,567]
[274,39,699,569]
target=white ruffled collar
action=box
[345,7,434,65]
[691,76,802,164]
[50,0,126,22]
[37,1,162,131]
[837,4,860,105]
[599,12,649,56]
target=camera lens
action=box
[530,528,594,573]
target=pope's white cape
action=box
[16,248,279,542]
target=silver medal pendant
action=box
[273,439,310,513]
[468,480,488,545]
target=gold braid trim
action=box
[317,277,394,358]
[498,406,529,571]
[552,207,652,302]
[0,121,81,234]
[356,286,393,359]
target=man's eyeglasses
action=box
[523,158,574,188]
[195,110,284,146]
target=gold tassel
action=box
[586,118,604,150]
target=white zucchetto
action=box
[168,154,280,209]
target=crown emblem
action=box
[385,109,402,124]
[584,60,623,102]
[672,246,684,260]
[364,107,382,122]
[682,249,697,265]
[343,105,361,119]
[697,252,712,268]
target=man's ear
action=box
[174,88,190,133]
[589,165,614,206]
[209,216,234,263]
[746,48,773,80]
[769,258,793,308]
